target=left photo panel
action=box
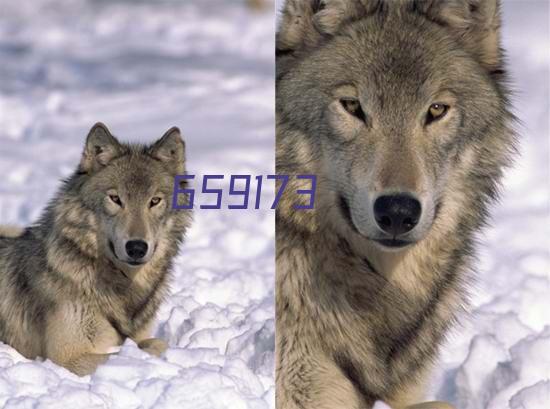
[0,0,275,408]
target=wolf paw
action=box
[138,338,168,357]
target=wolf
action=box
[276,0,515,408]
[0,123,192,376]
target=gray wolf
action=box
[0,123,192,376]
[276,0,515,408]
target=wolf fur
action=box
[276,0,515,408]
[0,123,192,376]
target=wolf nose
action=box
[125,240,148,260]
[373,194,421,236]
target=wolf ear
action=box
[277,0,375,53]
[150,127,185,172]
[79,122,122,173]
[419,0,502,71]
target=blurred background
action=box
[0,0,274,213]
[0,1,276,408]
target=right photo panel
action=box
[275,1,549,408]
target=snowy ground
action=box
[0,0,275,408]
[0,0,548,408]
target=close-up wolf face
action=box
[78,123,187,270]
[277,0,508,250]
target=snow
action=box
[0,0,274,408]
[0,0,548,408]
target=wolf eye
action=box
[150,197,162,208]
[426,103,449,125]
[340,98,366,122]
[109,194,122,206]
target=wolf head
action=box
[76,122,187,270]
[277,0,514,251]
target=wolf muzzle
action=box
[373,193,422,247]
[125,240,149,264]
